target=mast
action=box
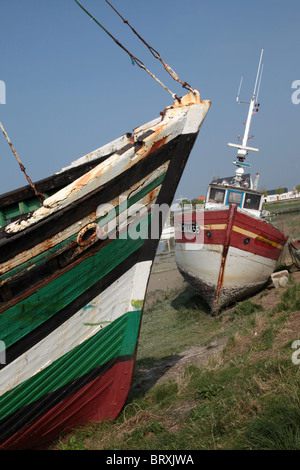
[228,49,264,187]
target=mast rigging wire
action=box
[104,0,194,93]
[73,0,193,98]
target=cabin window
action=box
[227,190,243,206]
[208,188,225,204]
[243,193,261,210]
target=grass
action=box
[273,282,300,313]
[51,275,300,451]
[243,399,300,450]
[136,287,219,366]
[263,198,300,213]
[263,199,300,239]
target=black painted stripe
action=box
[0,130,155,209]
[0,135,181,262]
[139,132,199,263]
[0,151,115,209]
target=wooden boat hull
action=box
[0,92,210,449]
[175,204,288,314]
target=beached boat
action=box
[0,3,210,450]
[174,50,287,315]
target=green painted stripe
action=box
[0,213,150,348]
[1,171,166,283]
[0,309,141,421]
[0,210,6,227]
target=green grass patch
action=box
[136,287,219,365]
[241,398,300,450]
[273,283,300,313]
[230,300,264,316]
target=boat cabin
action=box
[205,183,264,217]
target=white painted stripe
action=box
[0,260,152,396]
[175,242,276,289]
[223,245,276,287]
[175,243,222,285]
[175,242,205,251]
[59,116,162,172]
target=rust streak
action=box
[150,135,168,154]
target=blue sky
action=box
[0,0,299,200]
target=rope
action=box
[104,0,194,93]
[0,122,45,204]
[72,0,179,99]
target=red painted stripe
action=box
[231,210,287,260]
[230,230,281,260]
[0,359,135,450]
[234,210,287,244]
[174,208,287,261]
[174,210,227,244]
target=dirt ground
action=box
[147,254,184,293]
